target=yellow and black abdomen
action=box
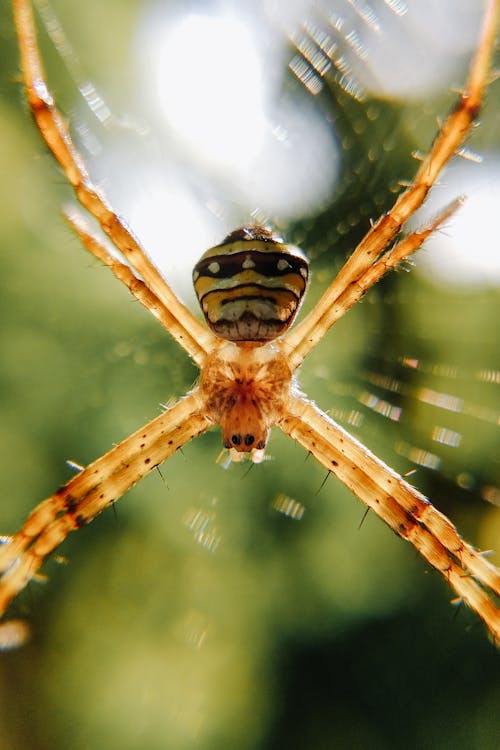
[193,226,309,342]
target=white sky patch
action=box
[156,14,267,170]
[137,5,339,219]
[409,155,500,287]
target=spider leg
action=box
[0,391,210,617]
[283,199,462,361]
[64,207,201,342]
[12,0,216,368]
[279,395,500,641]
[285,0,500,369]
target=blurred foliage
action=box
[0,1,499,749]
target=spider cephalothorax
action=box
[199,336,293,462]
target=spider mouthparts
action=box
[250,448,266,464]
[222,428,269,455]
[228,447,266,464]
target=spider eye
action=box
[193,224,309,342]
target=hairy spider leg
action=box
[279,396,500,638]
[0,394,209,615]
[285,0,500,370]
[13,0,217,367]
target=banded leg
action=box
[279,395,500,641]
[281,199,461,360]
[64,208,199,340]
[13,0,216,367]
[285,0,500,369]
[0,392,210,617]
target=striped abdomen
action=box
[193,226,309,342]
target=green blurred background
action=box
[0,1,499,748]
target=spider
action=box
[1,0,499,644]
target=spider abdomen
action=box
[193,226,309,342]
